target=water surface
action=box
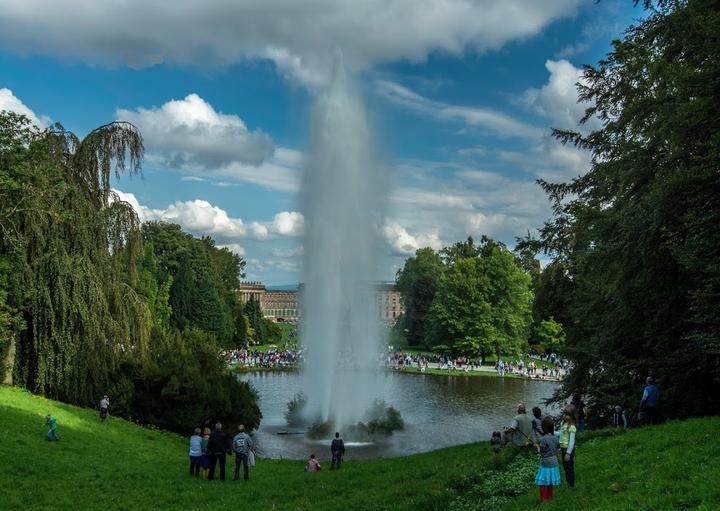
[238,371,558,460]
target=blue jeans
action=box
[47,429,59,441]
[234,453,249,480]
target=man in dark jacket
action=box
[330,432,345,470]
[208,422,231,480]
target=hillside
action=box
[1,386,718,510]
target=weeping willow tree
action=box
[1,111,152,405]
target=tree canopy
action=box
[0,112,260,432]
[519,0,720,420]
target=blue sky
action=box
[0,0,639,284]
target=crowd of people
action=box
[384,349,567,381]
[225,347,304,370]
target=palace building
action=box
[238,281,403,324]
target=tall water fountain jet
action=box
[300,52,388,428]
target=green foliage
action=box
[395,247,444,346]
[534,318,566,352]
[426,240,533,358]
[0,112,258,433]
[522,0,720,419]
[244,297,267,344]
[263,318,283,343]
[450,451,536,511]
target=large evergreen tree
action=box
[523,0,720,419]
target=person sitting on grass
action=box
[306,454,321,472]
[502,403,534,447]
[535,416,561,502]
[45,415,59,441]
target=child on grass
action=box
[306,454,321,472]
[45,415,59,441]
[555,404,577,488]
[535,416,561,501]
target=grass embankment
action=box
[501,421,720,511]
[0,386,512,511]
[2,385,717,510]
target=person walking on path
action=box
[99,395,110,422]
[232,424,254,481]
[503,404,534,447]
[330,432,345,470]
[189,428,203,476]
[556,404,577,488]
[535,416,561,502]
[45,415,60,441]
[640,376,659,425]
[207,422,231,480]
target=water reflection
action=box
[239,371,558,460]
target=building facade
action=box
[238,281,403,324]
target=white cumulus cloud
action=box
[0,0,581,85]
[0,87,49,127]
[117,93,274,169]
[522,59,600,132]
[382,222,444,256]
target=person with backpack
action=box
[207,422,231,480]
[330,432,345,470]
[232,424,254,481]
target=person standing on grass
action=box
[232,424,254,481]
[535,416,561,502]
[189,428,203,476]
[200,427,212,480]
[207,422,231,480]
[555,404,577,488]
[571,393,586,432]
[640,376,659,425]
[99,395,110,422]
[612,406,629,428]
[330,432,345,470]
[45,415,59,441]
[531,407,544,444]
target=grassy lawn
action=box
[2,385,717,510]
[0,386,512,511]
[502,421,720,511]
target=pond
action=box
[238,371,558,460]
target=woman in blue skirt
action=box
[535,416,561,501]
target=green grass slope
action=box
[2,385,718,511]
[0,386,509,511]
[502,419,720,511]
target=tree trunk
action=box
[2,336,15,385]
